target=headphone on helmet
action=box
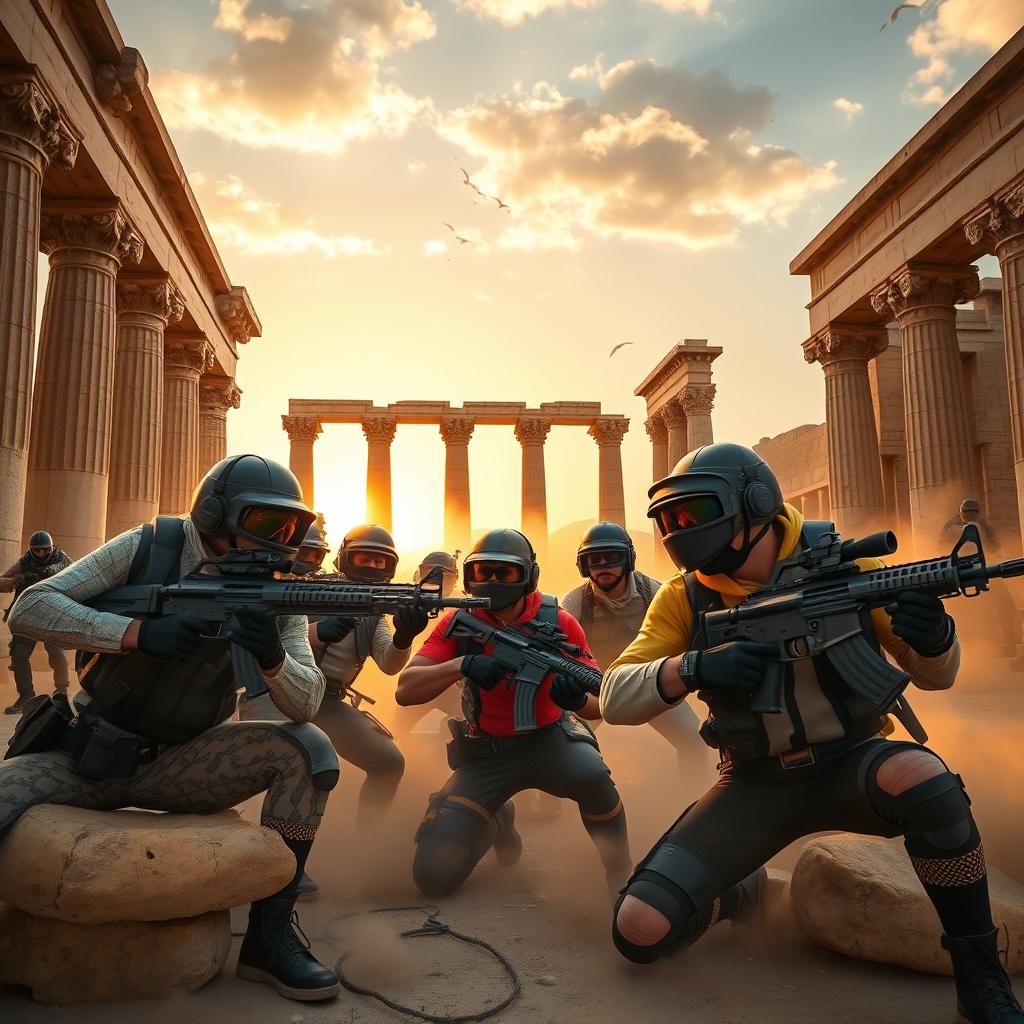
[512,529,541,594]
[739,470,778,522]
[193,454,249,534]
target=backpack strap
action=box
[127,515,186,585]
[580,586,596,631]
[535,593,559,626]
[635,572,655,608]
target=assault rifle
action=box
[87,552,489,698]
[443,610,602,731]
[697,524,1024,735]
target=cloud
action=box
[151,0,435,154]
[833,97,864,123]
[190,172,389,256]
[423,239,449,254]
[642,0,719,14]
[453,0,599,26]
[440,60,839,250]
[570,54,605,81]
[903,0,1020,106]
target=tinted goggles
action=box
[654,494,725,535]
[580,549,627,571]
[239,506,303,546]
[466,560,526,584]
[350,550,398,574]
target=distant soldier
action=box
[942,498,1001,551]
[0,531,71,714]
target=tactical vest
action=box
[574,572,656,671]
[78,517,240,744]
[684,521,888,760]
[15,548,68,597]
[315,614,379,693]
[455,593,560,729]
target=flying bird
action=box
[608,341,634,359]
[880,2,923,30]
[458,166,488,199]
[490,194,511,212]
[443,222,475,246]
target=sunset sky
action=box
[98,0,1021,557]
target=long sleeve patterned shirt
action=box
[7,519,325,722]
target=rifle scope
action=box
[839,531,898,563]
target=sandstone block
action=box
[791,835,1024,975]
[0,903,230,1004]
[0,804,294,923]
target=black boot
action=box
[728,866,768,926]
[493,801,523,866]
[942,929,1024,1023]
[4,694,35,716]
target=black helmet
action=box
[292,520,330,576]
[415,551,459,596]
[648,443,783,575]
[960,498,981,519]
[29,531,53,551]
[336,524,398,583]
[576,522,636,579]
[463,529,539,610]
[190,454,315,555]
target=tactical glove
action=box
[227,606,285,670]
[316,615,358,645]
[885,591,954,657]
[460,655,507,691]
[138,615,208,661]
[693,641,778,695]
[549,671,589,711]
[393,606,430,649]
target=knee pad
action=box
[892,771,976,852]
[415,792,491,846]
[273,722,341,790]
[611,842,717,963]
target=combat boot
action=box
[236,894,340,1001]
[4,694,35,716]
[942,929,1024,1023]
[493,800,523,866]
[296,871,319,900]
[727,866,768,927]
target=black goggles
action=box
[580,549,628,571]
[466,560,526,584]
[654,493,726,535]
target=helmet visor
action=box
[466,560,526,585]
[580,549,628,573]
[654,494,725,536]
[349,549,398,578]
[239,506,305,547]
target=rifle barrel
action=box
[985,558,1024,581]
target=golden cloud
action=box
[440,61,840,250]
[190,172,389,256]
[453,0,599,27]
[833,97,864,124]
[152,0,435,153]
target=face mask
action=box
[698,519,773,576]
[465,580,524,611]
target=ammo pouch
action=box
[68,711,156,781]
[558,712,599,750]
[3,691,74,760]
[446,717,469,770]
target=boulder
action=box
[0,903,230,1005]
[791,835,1024,975]
[0,804,294,923]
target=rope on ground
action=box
[324,903,521,1023]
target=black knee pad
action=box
[892,772,976,852]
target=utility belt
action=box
[445,714,595,771]
[720,733,873,776]
[324,679,394,739]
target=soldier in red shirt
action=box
[397,528,631,897]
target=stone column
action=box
[645,415,668,483]
[588,418,629,526]
[802,325,888,536]
[106,279,184,538]
[662,401,689,469]
[199,377,241,474]
[282,415,321,509]
[514,417,551,553]
[160,338,213,516]
[440,416,474,550]
[681,385,716,451]
[23,202,143,557]
[362,417,396,530]
[966,183,1024,549]
[872,265,980,546]
[0,75,79,580]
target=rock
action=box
[0,804,294,923]
[536,974,558,986]
[0,902,230,1004]
[791,835,1024,976]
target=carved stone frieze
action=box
[215,288,260,346]
[964,181,1024,250]
[94,48,148,117]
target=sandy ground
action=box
[1,641,1023,1024]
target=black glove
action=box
[393,606,430,649]
[227,607,285,670]
[885,591,954,656]
[549,671,588,711]
[460,655,508,691]
[316,615,358,645]
[138,615,208,661]
[694,641,778,695]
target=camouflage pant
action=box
[0,720,332,841]
[9,634,70,698]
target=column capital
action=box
[165,336,214,375]
[645,416,668,443]
[964,180,1024,251]
[362,416,397,446]
[439,416,475,445]
[802,324,888,367]
[588,417,629,446]
[200,377,242,414]
[117,276,185,324]
[40,200,144,266]
[215,286,261,346]
[282,415,322,443]
[661,401,687,430]
[514,417,552,446]
[0,71,80,168]
[680,385,716,417]
[870,264,980,319]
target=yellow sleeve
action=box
[601,577,693,725]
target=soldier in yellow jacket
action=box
[603,443,1021,1024]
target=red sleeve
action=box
[557,608,597,665]
[415,610,459,663]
